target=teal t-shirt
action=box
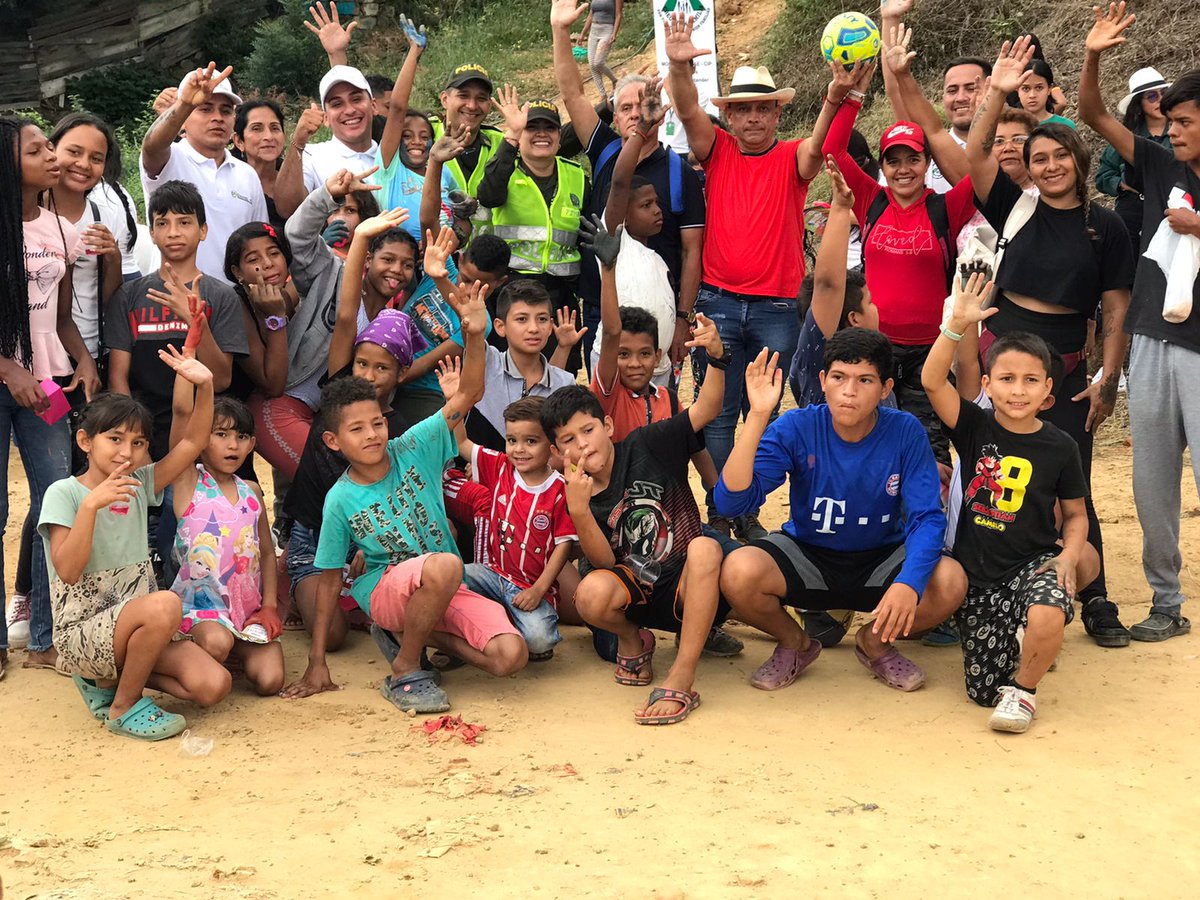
[374,146,456,242]
[1042,113,1077,130]
[314,412,459,612]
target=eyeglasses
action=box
[993,136,1029,147]
[1142,90,1163,103]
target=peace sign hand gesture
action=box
[178,62,234,108]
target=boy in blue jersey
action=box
[716,329,966,693]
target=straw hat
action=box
[711,66,795,107]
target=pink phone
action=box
[37,379,71,425]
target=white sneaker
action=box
[989,684,1037,733]
[6,594,31,650]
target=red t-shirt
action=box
[701,128,810,298]
[591,369,677,443]
[471,446,577,602]
[825,102,977,345]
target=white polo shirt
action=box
[926,129,968,194]
[140,139,268,283]
[302,136,380,192]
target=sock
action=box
[1012,680,1037,695]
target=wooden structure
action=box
[0,0,273,110]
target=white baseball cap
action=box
[176,70,243,106]
[319,65,373,107]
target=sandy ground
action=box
[2,397,1199,898]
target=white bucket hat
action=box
[1118,66,1170,116]
[712,66,795,107]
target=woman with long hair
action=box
[968,38,1135,647]
[233,99,288,232]
[0,117,101,669]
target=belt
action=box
[700,282,787,302]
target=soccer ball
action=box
[821,12,881,67]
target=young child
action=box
[922,272,1099,733]
[169,390,284,697]
[447,395,578,661]
[37,351,232,740]
[105,180,248,461]
[539,310,728,726]
[282,279,528,713]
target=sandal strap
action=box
[646,687,696,708]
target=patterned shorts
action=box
[957,553,1075,707]
[53,559,158,679]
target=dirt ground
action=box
[3,394,1199,898]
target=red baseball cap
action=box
[880,121,926,155]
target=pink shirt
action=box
[23,208,82,379]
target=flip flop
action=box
[634,687,701,726]
[380,670,451,714]
[282,610,306,631]
[370,625,441,684]
[750,640,822,691]
[614,629,656,686]
[73,675,117,720]
[104,696,187,742]
[854,645,926,692]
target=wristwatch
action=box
[676,309,696,325]
[264,314,288,332]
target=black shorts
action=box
[602,563,731,633]
[752,532,907,613]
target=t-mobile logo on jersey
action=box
[811,497,846,534]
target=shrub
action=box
[241,0,331,97]
[67,62,171,132]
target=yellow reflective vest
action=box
[486,157,585,277]
[430,119,505,196]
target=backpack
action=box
[862,190,955,293]
[594,137,686,215]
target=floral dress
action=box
[171,465,263,635]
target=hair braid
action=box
[0,117,35,368]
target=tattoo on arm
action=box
[972,95,998,147]
[447,410,462,422]
[1100,374,1119,407]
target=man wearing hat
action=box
[476,89,589,370]
[664,12,849,541]
[140,62,268,284]
[433,64,507,197]
[1096,66,1173,251]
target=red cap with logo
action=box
[879,121,926,155]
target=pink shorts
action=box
[370,554,519,652]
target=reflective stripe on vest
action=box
[489,157,585,276]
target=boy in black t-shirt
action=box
[923,273,1100,734]
[539,313,727,726]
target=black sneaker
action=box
[675,626,744,657]
[1081,597,1132,648]
[733,513,768,542]
[1129,612,1191,643]
[801,610,848,647]
[707,515,734,539]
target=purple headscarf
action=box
[354,309,428,368]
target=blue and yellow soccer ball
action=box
[821,12,881,67]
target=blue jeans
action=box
[463,563,561,656]
[692,286,800,474]
[0,385,71,652]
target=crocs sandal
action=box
[380,670,450,714]
[104,696,187,742]
[634,687,701,726]
[750,641,822,691]
[73,675,116,721]
[370,625,441,684]
[854,645,926,692]
[614,629,656,685]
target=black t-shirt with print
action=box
[1127,136,1200,351]
[949,397,1086,585]
[978,168,1134,317]
[588,410,704,576]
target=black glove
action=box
[578,214,623,269]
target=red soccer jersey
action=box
[471,446,578,602]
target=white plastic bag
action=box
[1143,186,1200,324]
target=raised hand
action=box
[158,344,214,386]
[83,462,140,513]
[949,271,998,326]
[423,226,456,280]
[304,2,358,56]
[447,280,492,336]
[826,155,855,209]
[247,274,288,318]
[492,84,529,139]
[436,355,462,400]
[554,306,589,350]
[551,0,590,31]
[321,219,350,249]
[430,122,471,164]
[183,290,207,354]
[353,207,410,242]
[399,13,427,51]
[148,264,195,319]
[828,57,875,103]
[684,312,726,361]
[325,164,381,201]
[664,11,713,65]
[991,37,1036,94]
[880,0,914,18]
[292,103,325,150]
[178,62,234,108]
[447,189,479,221]
[636,75,670,138]
[884,24,916,76]
[563,450,595,514]
[743,346,783,414]
[578,214,622,269]
[152,87,178,116]
[1086,2,1136,54]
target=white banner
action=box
[651,0,719,157]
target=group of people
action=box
[1,1,1197,741]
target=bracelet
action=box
[707,353,730,370]
[847,89,866,101]
[824,96,840,107]
[940,325,964,342]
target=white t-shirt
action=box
[926,130,968,194]
[140,140,268,283]
[71,182,143,356]
[590,230,675,381]
[302,137,379,192]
